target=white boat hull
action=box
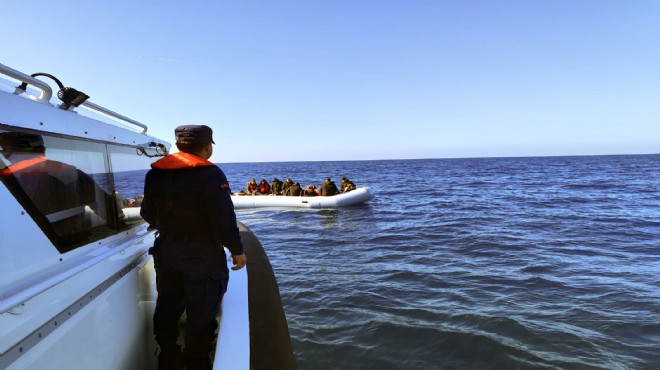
[0,63,295,370]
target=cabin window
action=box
[108,144,158,227]
[0,128,158,253]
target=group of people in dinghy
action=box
[236,177,357,197]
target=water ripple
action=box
[226,155,660,369]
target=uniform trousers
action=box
[151,236,228,369]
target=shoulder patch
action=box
[220,183,230,189]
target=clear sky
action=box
[1,1,658,163]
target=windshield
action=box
[0,128,159,253]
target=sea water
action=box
[222,155,659,370]
[122,155,660,369]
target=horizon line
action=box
[217,152,659,165]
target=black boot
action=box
[185,354,211,370]
[157,344,185,370]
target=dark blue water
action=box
[119,155,660,369]
[221,155,660,370]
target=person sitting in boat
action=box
[115,190,130,207]
[303,184,319,197]
[340,177,357,192]
[270,177,283,195]
[128,194,144,207]
[0,132,125,249]
[285,181,302,196]
[321,178,340,196]
[256,178,271,195]
[281,177,294,195]
[245,178,258,195]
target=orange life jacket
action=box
[151,152,215,170]
[0,157,48,176]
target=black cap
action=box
[0,132,45,151]
[174,125,215,144]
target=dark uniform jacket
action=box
[270,180,283,195]
[286,183,302,196]
[140,152,243,255]
[341,180,356,192]
[321,180,340,196]
[281,181,292,195]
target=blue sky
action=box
[2,1,658,163]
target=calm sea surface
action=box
[125,155,660,369]
[221,155,660,370]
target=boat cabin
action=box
[0,63,295,370]
[0,63,171,369]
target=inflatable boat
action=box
[231,187,374,209]
[0,63,295,370]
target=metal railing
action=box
[0,63,53,103]
[82,101,148,133]
[0,63,148,133]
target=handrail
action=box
[82,101,149,133]
[0,63,53,103]
[1,63,148,133]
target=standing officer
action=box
[140,125,247,370]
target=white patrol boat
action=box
[0,63,295,370]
